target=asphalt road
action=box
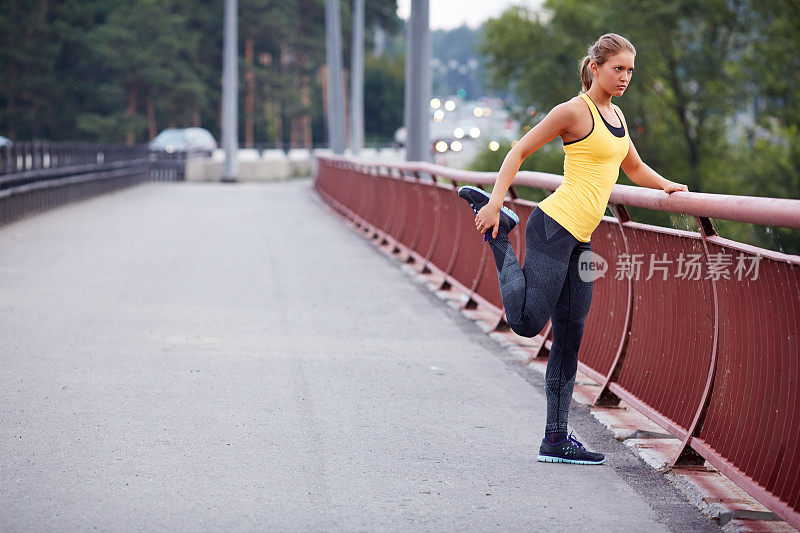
[0,179,717,532]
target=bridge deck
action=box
[0,180,715,531]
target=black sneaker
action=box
[457,185,519,235]
[537,432,605,465]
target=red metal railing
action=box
[314,155,800,527]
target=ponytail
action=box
[580,56,593,93]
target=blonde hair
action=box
[579,33,636,93]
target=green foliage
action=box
[745,0,800,126]
[0,0,61,139]
[364,54,404,142]
[77,111,145,142]
[79,0,207,142]
[713,122,800,254]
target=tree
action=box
[0,0,402,146]
[81,0,205,144]
[363,54,404,142]
[0,0,61,140]
[240,0,296,147]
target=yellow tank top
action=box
[537,92,629,242]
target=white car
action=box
[149,128,217,156]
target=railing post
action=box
[672,215,721,466]
[593,202,635,406]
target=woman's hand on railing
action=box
[663,180,689,194]
[476,203,501,239]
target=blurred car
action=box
[0,135,12,148]
[149,127,217,156]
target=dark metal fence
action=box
[0,142,187,227]
[147,151,187,182]
[314,154,800,529]
[0,141,148,176]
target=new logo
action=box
[578,250,608,282]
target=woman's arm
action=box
[477,102,578,237]
[620,138,688,193]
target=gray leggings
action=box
[488,206,593,433]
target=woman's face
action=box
[592,51,635,97]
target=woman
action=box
[458,33,688,465]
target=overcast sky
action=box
[396,0,544,31]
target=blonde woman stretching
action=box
[458,33,688,464]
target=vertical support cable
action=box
[325,0,346,154]
[222,0,239,182]
[404,0,431,162]
[350,0,365,155]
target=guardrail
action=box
[0,141,149,176]
[314,154,800,529]
[0,143,187,227]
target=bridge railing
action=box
[0,141,150,176]
[314,154,800,529]
[0,142,187,227]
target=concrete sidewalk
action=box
[0,179,716,531]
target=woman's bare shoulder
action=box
[547,97,586,121]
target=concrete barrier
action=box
[186,157,308,182]
[186,148,404,182]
